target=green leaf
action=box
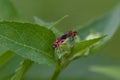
[0,50,15,66]
[76,4,120,55]
[34,16,61,36]
[34,15,69,36]
[77,4,120,41]
[70,35,106,57]
[34,15,69,29]
[90,66,120,80]
[0,55,23,80]
[34,16,54,28]
[0,0,19,20]
[11,59,33,80]
[0,21,56,65]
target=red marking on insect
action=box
[67,30,78,37]
[53,30,78,48]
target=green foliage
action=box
[11,60,33,80]
[34,15,69,29]
[0,55,23,80]
[34,16,54,28]
[0,21,56,65]
[70,35,106,58]
[0,1,119,80]
[34,15,69,36]
[77,5,120,41]
[34,16,62,37]
[77,4,120,55]
[0,50,15,66]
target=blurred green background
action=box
[2,0,120,80]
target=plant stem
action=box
[51,66,61,80]
[11,59,33,80]
[51,57,70,80]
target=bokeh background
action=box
[2,0,120,80]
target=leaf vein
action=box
[0,34,52,58]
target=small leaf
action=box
[70,35,106,57]
[76,4,120,55]
[11,59,33,80]
[34,15,69,29]
[34,16,54,28]
[0,50,15,66]
[0,55,23,80]
[34,15,69,36]
[77,4,120,41]
[34,16,61,36]
[0,21,56,65]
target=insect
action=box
[53,30,78,49]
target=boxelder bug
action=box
[53,30,78,49]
